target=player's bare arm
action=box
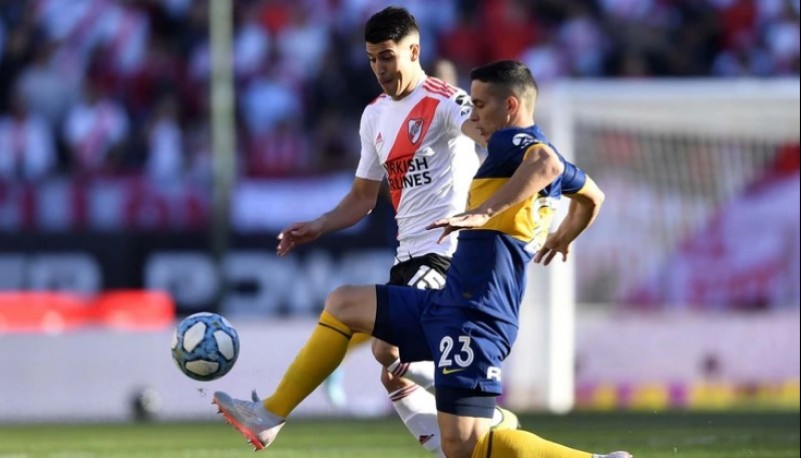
[534,175,605,266]
[277,178,381,256]
[427,143,563,242]
[460,118,487,148]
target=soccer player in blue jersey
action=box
[269,7,518,455]
[213,60,630,458]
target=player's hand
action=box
[426,212,490,244]
[533,233,571,266]
[276,220,324,256]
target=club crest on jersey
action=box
[408,118,424,145]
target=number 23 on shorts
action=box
[437,335,474,375]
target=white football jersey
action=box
[356,74,479,261]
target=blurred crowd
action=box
[1,0,799,183]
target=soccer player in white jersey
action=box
[267,6,514,456]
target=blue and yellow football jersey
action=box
[435,124,587,325]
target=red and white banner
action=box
[0,174,356,232]
[0,177,209,231]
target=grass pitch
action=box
[0,411,797,457]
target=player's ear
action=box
[410,43,420,62]
[506,96,519,115]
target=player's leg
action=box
[325,255,442,413]
[375,336,518,447]
[375,338,436,391]
[372,339,443,455]
[425,310,629,458]
[435,390,495,458]
[434,386,612,458]
[384,370,444,454]
[424,306,517,458]
[323,332,373,409]
[371,255,448,454]
[260,285,377,417]
[379,255,449,392]
[430,364,619,458]
[213,284,381,449]
[471,430,632,458]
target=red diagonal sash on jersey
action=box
[385,97,440,210]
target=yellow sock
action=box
[263,311,352,418]
[348,332,371,351]
[472,429,594,458]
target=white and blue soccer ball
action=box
[171,312,239,381]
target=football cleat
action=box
[213,391,285,450]
[490,406,521,431]
[594,452,633,458]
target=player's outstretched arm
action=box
[427,143,563,242]
[476,144,564,218]
[534,175,605,265]
[426,211,491,243]
[277,178,381,256]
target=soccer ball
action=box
[171,312,239,381]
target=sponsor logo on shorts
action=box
[442,367,466,375]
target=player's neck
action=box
[509,112,536,129]
[392,69,425,101]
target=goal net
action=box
[506,79,800,412]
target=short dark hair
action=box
[365,6,420,44]
[470,60,539,97]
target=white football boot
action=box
[594,452,633,458]
[213,391,285,451]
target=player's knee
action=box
[324,286,356,322]
[324,285,375,332]
[371,339,398,367]
[325,286,350,324]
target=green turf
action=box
[0,411,797,457]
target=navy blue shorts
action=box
[373,284,517,399]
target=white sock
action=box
[387,359,435,393]
[389,384,444,457]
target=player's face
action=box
[469,81,509,141]
[366,38,418,98]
